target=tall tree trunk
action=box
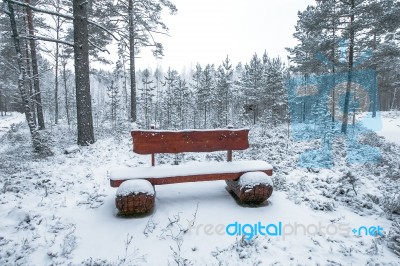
[25,0,45,130]
[54,11,60,124]
[372,31,377,117]
[116,48,128,115]
[4,89,8,115]
[6,1,51,155]
[123,57,128,114]
[341,0,355,134]
[26,46,37,125]
[0,86,3,116]
[54,44,59,124]
[62,61,70,125]
[331,16,336,123]
[128,0,136,122]
[154,71,160,127]
[391,87,398,110]
[23,17,36,126]
[204,103,207,128]
[73,0,95,145]
[144,83,148,128]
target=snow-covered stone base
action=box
[115,180,155,215]
[226,171,273,204]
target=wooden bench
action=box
[109,129,273,215]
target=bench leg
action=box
[116,192,155,215]
[115,180,155,216]
[226,172,273,205]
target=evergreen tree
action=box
[191,63,202,128]
[216,55,233,126]
[24,0,46,129]
[153,67,163,128]
[163,67,179,128]
[288,0,400,130]
[199,64,215,128]
[264,57,287,126]
[73,0,95,145]
[106,78,119,127]
[174,77,190,129]
[241,54,263,124]
[110,0,177,122]
[139,69,155,128]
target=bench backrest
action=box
[131,129,249,160]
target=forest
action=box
[1,0,399,155]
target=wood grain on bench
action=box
[131,129,249,154]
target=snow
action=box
[116,180,155,196]
[361,111,400,145]
[109,160,273,180]
[238,171,273,187]
[64,145,80,154]
[0,112,25,139]
[375,112,400,145]
[0,113,399,265]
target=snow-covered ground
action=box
[0,113,399,265]
[376,111,400,145]
[0,113,25,139]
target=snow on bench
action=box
[110,160,273,187]
[116,180,155,197]
[238,171,273,187]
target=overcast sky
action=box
[133,0,315,72]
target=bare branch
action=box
[19,34,74,47]
[88,39,110,54]
[7,0,74,20]
[88,20,120,41]
[8,0,119,41]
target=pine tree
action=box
[241,54,263,124]
[116,43,129,114]
[191,63,202,128]
[139,69,155,129]
[73,0,95,145]
[0,14,19,115]
[216,55,233,126]
[264,57,286,126]
[106,66,121,128]
[153,67,163,128]
[110,0,177,122]
[288,0,400,130]
[232,62,246,126]
[24,0,46,130]
[163,67,179,129]
[199,64,215,128]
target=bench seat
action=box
[110,160,273,187]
